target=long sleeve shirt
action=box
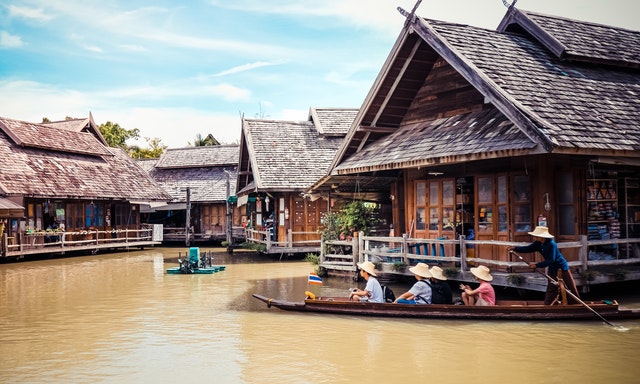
[513,238,569,276]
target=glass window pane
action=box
[498,205,507,232]
[416,208,426,230]
[429,208,439,230]
[557,173,573,204]
[498,176,507,203]
[443,180,454,205]
[429,182,439,206]
[514,205,531,232]
[559,206,575,235]
[479,206,492,232]
[416,182,426,206]
[478,177,492,204]
[443,207,455,230]
[514,175,530,202]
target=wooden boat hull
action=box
[252,294,640,321]
[166,265,226,274]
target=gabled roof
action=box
[237,108,356,194]
[155,145,239,169]
[0,116,170,201]
[40,113,109,146]
[142,145,239,203]
[330,8,640,175]
[0,116,112,157]
[498,8,640,69]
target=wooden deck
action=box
[1,226,161,259]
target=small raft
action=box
[166,247,226,275]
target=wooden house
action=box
[0,114,171,258]
[312,7,640,275]
[237,108,358,252]
[139,145,241,244]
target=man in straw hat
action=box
[460,265,496,306]
[349,261,383,302]
[394,263,432,304]
[508,225,579,305]
[428,266,453,304]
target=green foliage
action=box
[304,253,320,266]
[241,241,266,253]
[613,269,627,281]
[507,274,525,286]
[444,267,459,277]
[391,261,407,272]
[321,201,380,242]
[128,137,167,159]
[99,121,140,149]
[580,269,600,282]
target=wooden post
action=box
[558,269,567,305]
[460,235,467,271]
[579,235,588,272]
[402,233,409,266]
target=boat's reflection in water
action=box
[1,248,639,383]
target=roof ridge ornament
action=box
[501,0,518,9]
[397,0,422,26]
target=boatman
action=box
[349,261,384,303]
[508,226,580,305]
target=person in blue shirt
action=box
[508,226,580,305]
[394,263,432,304]
[349,261,384,303]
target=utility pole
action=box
[184,187,191,247]
[224,170,233,253]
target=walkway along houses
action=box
[237,108,359,254]
[138,145,241,245]
[310,7,640,290]
[0,115,171,259]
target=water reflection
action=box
[1,248,639,384]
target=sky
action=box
[1,0,639,149]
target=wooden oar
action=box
[509,250,616,327]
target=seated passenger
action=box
[428,265,453,304]
[460,265,495,306]
[394,263,432,304]
[349,261,384,303]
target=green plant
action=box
[391,261,407,272]
[507,273,525,286]
[304,253,320,266]
[444,267,458,278]
[241,242,266,253]
[221,241,229,247]
[580,269,600,282]
[320,201,380,243]
[613,269,627,281]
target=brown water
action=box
[1,248,640,384]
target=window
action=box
[415,181,426,230]
[513,175,531,232]
[477,176,493,232]
[557,172,575,236]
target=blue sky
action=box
[1,0,638,148]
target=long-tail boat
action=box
[252,294,640,321]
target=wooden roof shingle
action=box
[0,116,170,201]
[142,145,239,203]
[239,108,357,193]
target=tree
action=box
[190,133,220,146]
[99,121,166,158]
[129,137,167,159]
[99,121,140,149]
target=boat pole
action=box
[509,250,616,327]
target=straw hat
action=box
[357,261,378,277]
[429,265,447,281]
[528,226,554,239]
[409,263,432,278]
[470,265,493,281]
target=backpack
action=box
[419,280,450,304]
[381,285,396,303]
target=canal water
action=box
[1,248,639,383]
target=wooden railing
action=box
[243,228,321,251]
[319,233,640,273]
[1,225,157,257]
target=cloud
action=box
[0,31,24,48]
[212,61,283,77]
[7,5,54,21]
